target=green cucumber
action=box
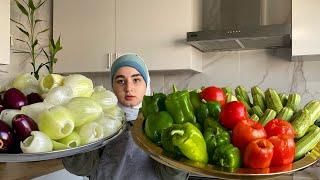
[265,88,283,113]
[306,124,318,134]
[276,107,294,121]
[250,114,259,122]
[295,126,320,160]
[278,93,288,107]
[259,109,277,126]
[252,106,263,118]
[252,94,266,112]
[251,86,265,99]
[291,109,312,139]
[235,86,251,105]
[285,93,301,111]
[222,86,233,95]
[304,100,320,123]
[226,94,237,103]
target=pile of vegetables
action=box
[142,85,320,170]
[0,73,123,154]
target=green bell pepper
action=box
[141,93,166,118]
[203,127,230,163]
[144,111,174,145]
[203,117,226,131]
[195,102,209,125]
[161,122,208,163]
[212,143,241,169]
[207,101,221,120]
[165,85,196,124]
[189,90,202,110]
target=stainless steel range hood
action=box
[187,0,292,52]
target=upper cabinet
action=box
[0,0,10,64]
[53,0,115,73]
[292,0,320,59]
[53,0,202,73]
[116,0,202,71]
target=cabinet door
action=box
[0,0,10,64]
[116,0,202,71]
[53,0,115,73]
[292,0,320,57]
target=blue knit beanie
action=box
[111,54,149,85]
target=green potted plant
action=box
[11,0,62,79]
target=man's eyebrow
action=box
[114,75,125,79]
[131,74,142,78]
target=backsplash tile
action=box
[239,49,294,93]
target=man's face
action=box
[112,67,147,107]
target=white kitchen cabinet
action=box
[53,0,116,73]
[292,0,320,59]
[53,0,202,73]
[0,0,10,64]
[116,0,202,71]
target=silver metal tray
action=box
[132,113,320,179]
[0,121,126,162]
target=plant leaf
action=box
[37,28,49,36]
[32,39,38,48]
[50,38,55,49]
[42,48,49,59]
[15,38,27,43]
[15,0,29,16]
[45,64,50,72]
[53,57,58,63]
[13,50,29,54]
[56,36,62,48]
[10,18,27,30]
[36,0,47,8]
[35,19,44,25]
[28,0,36,11]
[17,26,29,37]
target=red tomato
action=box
[219,101,248,129]
[268,136,295,166]
[264,119,295,139]
[232,119,267,152]
[243,139,274,169]
[200,86,226,106]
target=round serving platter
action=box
[0,121,126,162]
[132,113,320,179]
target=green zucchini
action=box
[291,109,312,139]
[295,126,320,160]
[235,86,251,105]
[252,94,266,112]
[259,109,277,126]
[285,93,301,111]
[251,86,265,99]
[265,88,283,113]
[252,106,263,118]
[276,107,294,121]
[250,114,259,122]
[304,100,320,122]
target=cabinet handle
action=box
[109,53,113,68]
[107,53,112,69]
[115,53,119,59]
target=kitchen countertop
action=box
[0,159,64,180]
